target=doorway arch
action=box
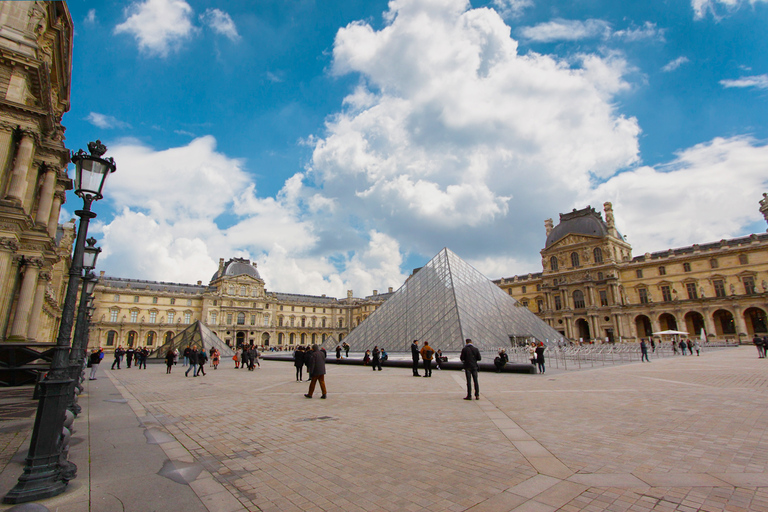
[744,307,767,335]
[575,318,591,341]
[658,313,678,331]
[684,311,705,336]
[635,315,652,338]
[236,331,246,347]
[713,309,736,335]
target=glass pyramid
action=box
[150,320,235,359]
[329,248,565,353]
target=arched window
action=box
[571,252,580,268]
[146,331,156,346]
[106,330,117,346]
[278,315,284,327]
[593,247,603,263]
[237,312,245,325]
[573,290,585,309]
[550,256,558,271]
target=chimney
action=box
[99,270,105,277]
[347,290,353,298]
[545,218,554,236]
[388,287,393,293]
[218,258,225,275]
[373,290,378,296]
[197,280,202,285]
[604,202,617,237]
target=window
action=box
[322,318,327,328]
[713,280,726,298]
[536,284,541,291]
[240,286,246,296]
[278,316,283,326]
[599,290,608,306]
[227,313,233,324]
[710,258,718,269]
[211,299,216,306]
[638,288,648,304]
[152,297,158,304]
[636,269,643,278]
[170,298,176,305]
[597,272,604,280]
[338,319,344,328]
[571,252,580,267]
[237,312,245,325]
[211,312,218,324]
[250,315,255,325]
[113,294,120,302]
[146,332,156,346]
[743,276,756,295]
[134,296,139,303]
[521,300,529,308]
[661,285,672,302]
[683,262,691,272]
[573,290,585,309]
[537,300,544,312]
[554,296,562,311]
[130,311,138,322]
[167,311,175,323]
[106,331,116,346]
[658,266,666,276]
[184,312,191,324]
[110,310,118,322]
[593,247,603,263]
[263,315,270,327]
[550,256,558,271]
[187,299,192,306]
[522,285,526,293]
[739,254,748,265]
[507,288,512,295]
[149,311,157,323]
[301,317,306,327]
[686,282,698,300]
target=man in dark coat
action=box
[371,346,382,371]
[185,345,199,377]
[304,344,327,399]
[460,338,481,400]
[411,340,421,377]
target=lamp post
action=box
[4,141,115,504]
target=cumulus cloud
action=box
[200,8,240,41]
[114,0,196,56]
[583,136,768,252]
[86,112,130,129]
[492,0,533,18]
[692,0,768,19]
[662,56,690,72]
[720,74,768,89]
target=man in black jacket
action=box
[411,340,421,376]
[185,345,199,377]
[460,338,481,400]
[304,344,327,399]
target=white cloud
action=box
[85,9,96,24]
[720,74,768,90]
[86,112,130,129]
[114,0,195,57]
[519,19,611,42]
[612,22,664,42]
[491,0,533,18]
[200,8,240,41]
[583,136,768,252]
[662,56,689,72]
[692,0,768,19]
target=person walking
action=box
[183,346,191,367]
[693,339,701,356]
[88,349,102,380]
[650,338,656,353]
[185,345,199,377]
[253,346,261,368]
[165,349,175,374]
[126,347,135,368]
[753,335,765,358]
[234,347,241,368]
[460,339,481,400]
[371,346,382,371]
[111,346,125,370]
[363,349,371,366]
[304,344,327,399]
[411,339,421,377]
[212,348,220,369]
[420,341,435,377]
[294,346,305,380]
[197,348,208,376]
[535,342,546,374]
[343,342,350,358]
[679,339,687,355]
[138,347,149,369]
[640,339,650,362]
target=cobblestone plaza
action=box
[3,346,768,511]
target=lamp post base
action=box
[2,464,69,504]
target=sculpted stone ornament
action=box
[760,193,768,229]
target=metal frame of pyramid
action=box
[326,248,566,353]
[150,320,235,359]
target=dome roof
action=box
[210,258,261,282]
[545,206,618,247]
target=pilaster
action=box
[5,131,35,205]
[8,256,43,340]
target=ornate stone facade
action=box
[0,2,73,343]
[495,201,768,343]
[88,258,393,352]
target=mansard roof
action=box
[99,276,207,295]
[210,258,261,282]
[545,206,614,248]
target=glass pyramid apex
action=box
[150,320,235,358]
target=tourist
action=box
[460,338,481,400]
[165,349,175,374]
[185,345,198,377]
[679,339,687,355]
[304,344,327,399]
[672,340,678,355]
[753,335,765,358]
[88,349,102,380]
[693,339,701,356]
[294,346,305,380]
[233,347,241,368]
[411,339,421,377]
[343,341,350,358]
[649,338,656,352]
[686,339,693,355]
[434,349,443,370]
[138,347,148,369]
[111,346,125,370]
[336,345,342,360]
[380,348,388,364]
[640,339,650,362]
[494,349,509,372]
[371,346,382,371]
[420,341,435,377]
[528,342,536,365]
[252,345,261,368]
[198,348,208,376]
[126,347,135,368]
[535,342,546,374]
[212,348,220,369]
[183,346,191,367]
[363,349,371,366]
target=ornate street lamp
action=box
[4,142,115,504]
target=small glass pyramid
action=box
[331,248,565,353]
[150,320,235,358]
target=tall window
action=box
[599,290,608,306]
[739,254,748,265]
[184,312,191,324]
[573,290,585,309]
[537,299,544,312]
[743,276,756,295]
[554,296,562,310]
[167,311,175,323]
[593,247,603,263]
[322,318,327,328]
[210,312,218,324]
[686,282,698,300]
[661,285,672,302]
[170,298,176,305]
[636,269,643,278]
[571,252,580,267]
[710,258,718,269]
[550,256,558,271]
[713,279,726,298]
[522,285,526,293]
[638,288,648,304]
[130,311,138,322]
[149,311,157,323]
[683,262,691,272]
[106,331,116,346]
[114,294,120,302]
[237,312,245,325]
[152,297,158,304]
[301,317,306,327]
[110,310,118,322]
[240,286,246,296]
[134,296,139,303]
[227,313,233,324]
[658,266,666,276]
[250,315,255,325]
[146,332,156,346]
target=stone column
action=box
[47,190,65,238]
[733,306,749,339]
[0,238,19,340]
[26,271,50,341]
[8,257,43,340]
[0,127,15,180]
[34,166,56,227]
[5,132,35,204]
[702,308,717,341]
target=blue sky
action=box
[62,0,768,296]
